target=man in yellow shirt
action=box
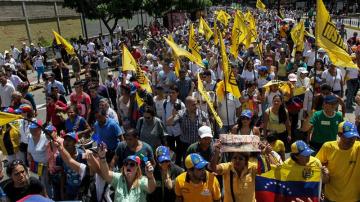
[316,121,360,202]
[175,153,221,202]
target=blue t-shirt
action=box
[56,147,87,194]
[65,115,86,133]
[94,118,124,151]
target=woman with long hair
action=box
[98,144,156,202]
[231,110,260,136]
[262,94,291,151]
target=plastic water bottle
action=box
[143,156,154,172]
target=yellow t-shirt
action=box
[175,171,221,202]
[271,140,285,154]
[218,162,257,202]
[316,141,360,202]
[284,156,322,168]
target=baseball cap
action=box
[62,132,79,143]
[257,66,268,72]
[338,121,360,138]
[198,126,213,139]
[240,110,253,119]
[15,104,33,114]
[156,146,171,163]
[318,48,326,53]
[185,153,208,169]
[29,119,42,129]
[291,140,314,156]
[45,124,57,133]
[298,67,308,74]
[3,107,15,114]
[288,73,297,82]
[124,155,141,166]
[324,95,338,104]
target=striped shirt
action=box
[176,109,209,144]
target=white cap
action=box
[318,48,326,53]
[99,52,104,56]
[298,67,308,74]
[198,126,213,139]
[288,73,297,82]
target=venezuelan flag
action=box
[256,164,321,202]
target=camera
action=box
[174,103,182,111]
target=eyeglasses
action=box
[10,160,23,166]
[124,161,137,167]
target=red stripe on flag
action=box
[256,191,319,202]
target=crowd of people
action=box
[0,4,359,202]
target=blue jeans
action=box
[346,79,359,108]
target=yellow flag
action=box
[189,24,202,64]
[122,45,152,93]
[52,31,75,55]
[230,13,250,57]
[122,45,137,71]
[256,0,266,11]
[0,112,22,126]
[135,92,144,107]
[316,0,357,68]
[246,11,258,44]
[163,37,204,68]
[291,21,305,52]
[213,22,219,45]
[219,28,241,98]
[198,17,214,41]
[197,74,223,128]
[167,34,181,77]
[216,10,231,27]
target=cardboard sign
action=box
[219,134,260,152]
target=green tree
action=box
[63,0,142,37]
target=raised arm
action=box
[98,143,114,183]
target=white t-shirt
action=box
[162,99,185,136]
[321,68,342,91]
[19,119,33,144]
[98,57,112,69]
[10,75,23,89]
[27,132,49,164]
[33,56,44,68]
[0,82,15,107]
[153,96,165,118]
[241,69,258,82]
[87,42,96,53]
[304,49,316,67]
[217,94,241,126]
[296,77,310,88]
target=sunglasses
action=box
[240,116,250,120]
[124,161,137,168]
[160,160,170,164]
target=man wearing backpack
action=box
[162,85,185,165]
[70,81,91,122]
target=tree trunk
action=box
[101,17,119,41]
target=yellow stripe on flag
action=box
[52,31,75,55]
[316,0,357,68]
[0,112,22,126]
[197,74,223,128]
[135,92,144,107]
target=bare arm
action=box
[98,144,114,183]
[56,142,83,174]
